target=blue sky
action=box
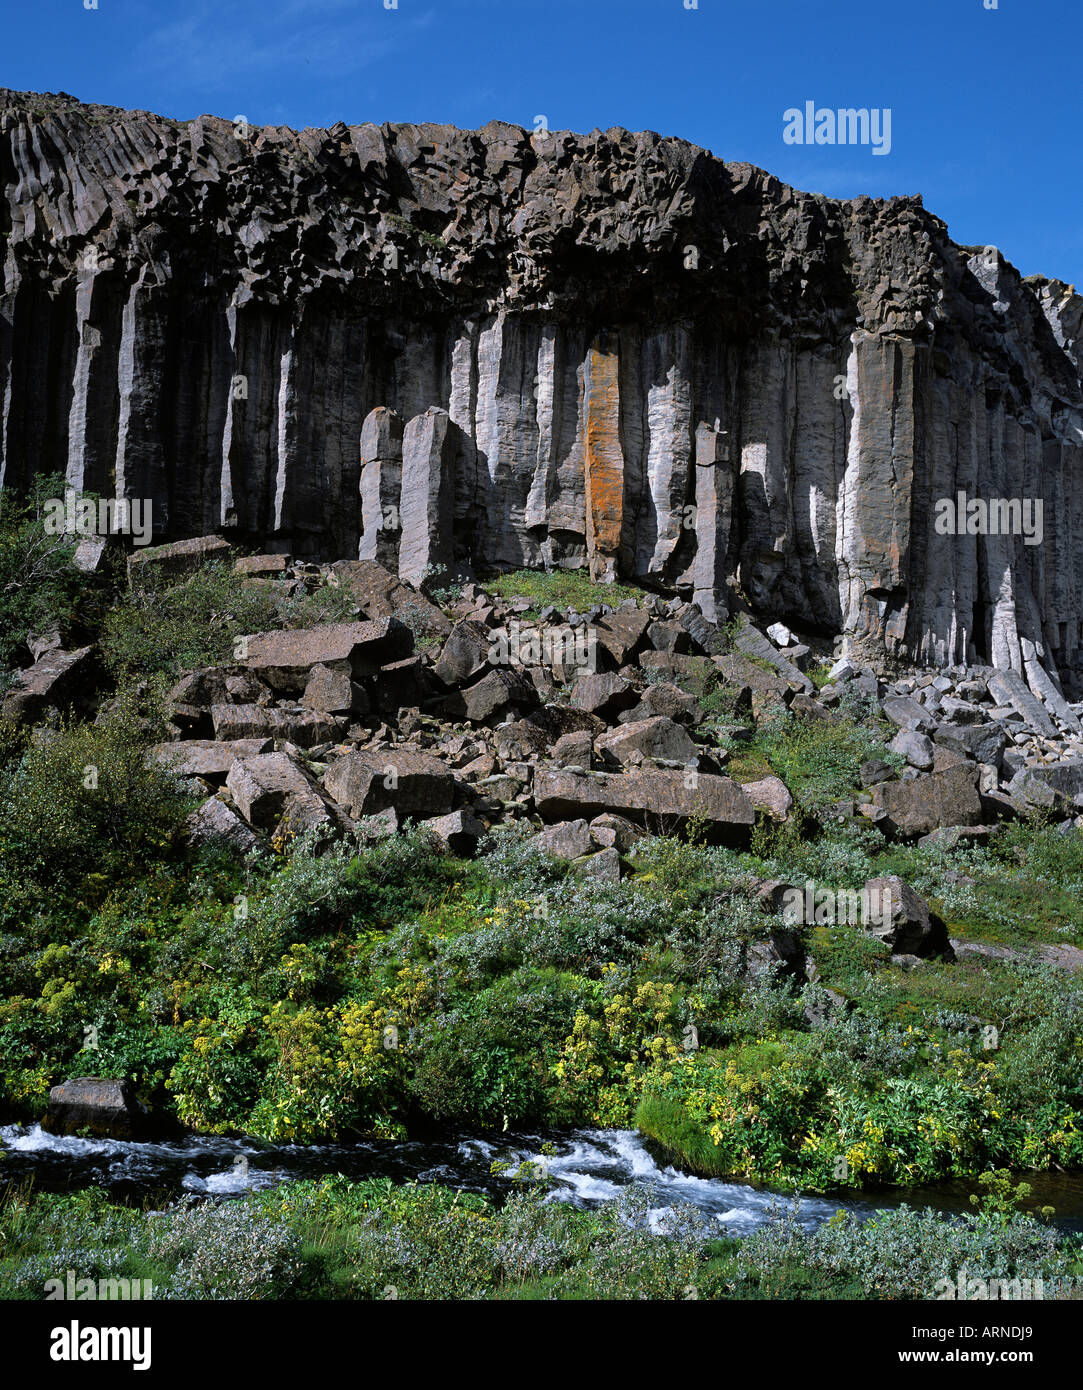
[7,0,1081,286]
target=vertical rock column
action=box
[583,336,625,582]
[65,271,122,499]
[837,331,916,647]
[398,405,455,586]
[692,421,735,622]
[358,406,404,567]
[115,271,169,540]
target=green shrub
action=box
[0,688,195,890]
[737,1201,1071,1300]
[0,474,106,683]
[100,562,353,681]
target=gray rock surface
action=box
[3,91,1081,698]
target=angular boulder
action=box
[185,795,261,853]
[933,722,1009,768]
[570,671,639,717]
[595,716,698,767]
[889,728,935,770]
[322,747,457,820]
[741,775,794,820]
[434,667,537,723]
[433,619,492,687]
[870,763,983,837]
[1,645,94,723]
[534,767,755,838]
[530,819,594,859]
[330,558,451,639]
[238,618,413,692]
[862,876,955,960]
[226,752,347,836]
[422,808,486,856]
[591,608,652,665]
[46,1078,154,1140]
[302,663,369,715]
[151,737,273,779]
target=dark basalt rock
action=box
[46,1077,158,1140]
[1,91,1081,698]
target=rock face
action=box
[46,1077,155,1140]
[2,92,1082,695]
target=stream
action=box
[5,1122,1083,1234]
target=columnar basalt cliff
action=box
[2,91,1082,692]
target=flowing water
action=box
[4,1122,1083,1233]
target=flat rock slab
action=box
[1,645,94,722]
[210,704,343,747]
[534,767,755,838]
[238,618,412,691]
[950,938,1083,973]
[128,535,231,586]
[235,554,291,576]
[150,737,274,777]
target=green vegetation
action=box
[102,561,354,681]
[483,568,647,615]
[2,804,1082,1186]
[0,478,1082,1229]
[0,474,111,683]
[1,1170,1077,1301]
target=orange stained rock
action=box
[584,340,624,578]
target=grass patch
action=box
[483,568,647,613]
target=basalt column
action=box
[583,335,626,583]
[358,406,404,568]
[692,421,735,622]
[398,405,457,587]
